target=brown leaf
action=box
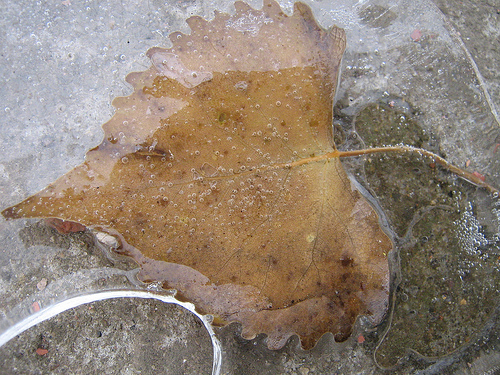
[2,0,392,349]
[44,218,86,234]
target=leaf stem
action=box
[336,145,499,194]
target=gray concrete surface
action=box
[0,0,499,374]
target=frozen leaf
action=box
[2,0,393,349]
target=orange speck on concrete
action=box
[410,29,422,42]
[36,348,48,356]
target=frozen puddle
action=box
[0,290,221,375]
